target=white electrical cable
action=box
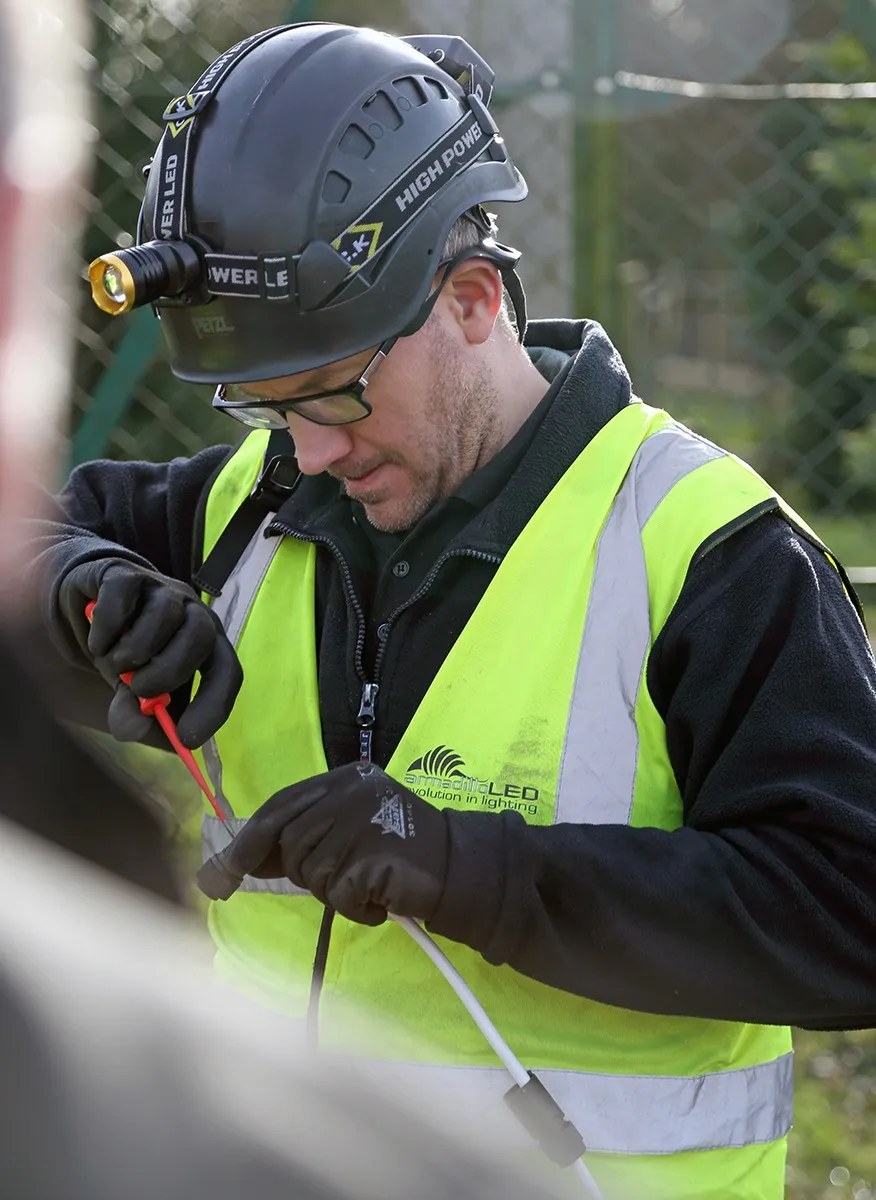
[391,914,528,1085]
[390,914,605,1200]
[571,1157,606,1196]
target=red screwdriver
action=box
[84,599,231,829]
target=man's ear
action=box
[442,259,504,345]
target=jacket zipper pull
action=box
[357,682,379,763]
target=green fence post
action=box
[70,307,163,466]
[572,0,623,341]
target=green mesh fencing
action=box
[77,0,876,565]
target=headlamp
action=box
[87,239,203,316]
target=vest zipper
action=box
[357,682,379,764]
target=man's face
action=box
[243,302,501,532]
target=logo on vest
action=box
[405,745,541,817]
[408,745,467,778]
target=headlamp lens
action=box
[102,265,127,305]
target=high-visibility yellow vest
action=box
[196,402,826,1199]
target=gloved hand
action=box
[198,762,450,925]
[58,557,243,748]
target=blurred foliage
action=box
[806,33,876,378]
[730,53,872,509]
[802,29,876,508]
[607,3,876,514]
[788,1030,876,1200]
[734,98,871,512]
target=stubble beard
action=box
[360,353,501,534]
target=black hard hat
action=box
[139,23,528,384]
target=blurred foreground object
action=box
[0,0,182,895]
[0,817,569,1200]
[0,0,90,606]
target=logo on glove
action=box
[371,793,411,839]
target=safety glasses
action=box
[212,336,396,430]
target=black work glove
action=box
[58,557,243,748]
[198,762,450,925]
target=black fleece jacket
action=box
[31,319,876,1030]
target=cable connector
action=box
[196,852,243,901]
[504,1072,586,1168]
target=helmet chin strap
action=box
[466,206,527,341]
[503,268,528,343]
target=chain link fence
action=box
[603,0,876,564]
[75,0,876,564]
[75,4,876,1195]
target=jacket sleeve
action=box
[427,513,876,1029]
[27,446,231,723]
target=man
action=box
[34,22,876,1200]
[0,11,577,1200]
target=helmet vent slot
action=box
[425,77,450,101]
[338,123,375,159]
[362,90,402,131]
[392,76,428,107]
[322,171,351,204]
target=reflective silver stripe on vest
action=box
[210,512,282,646]
[202,513,282,822]
[202,814,308,896]
[201,738,233,819]
[555,424,726,826]
[351,1052,793,1155]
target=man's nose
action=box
[287,413,356,476]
